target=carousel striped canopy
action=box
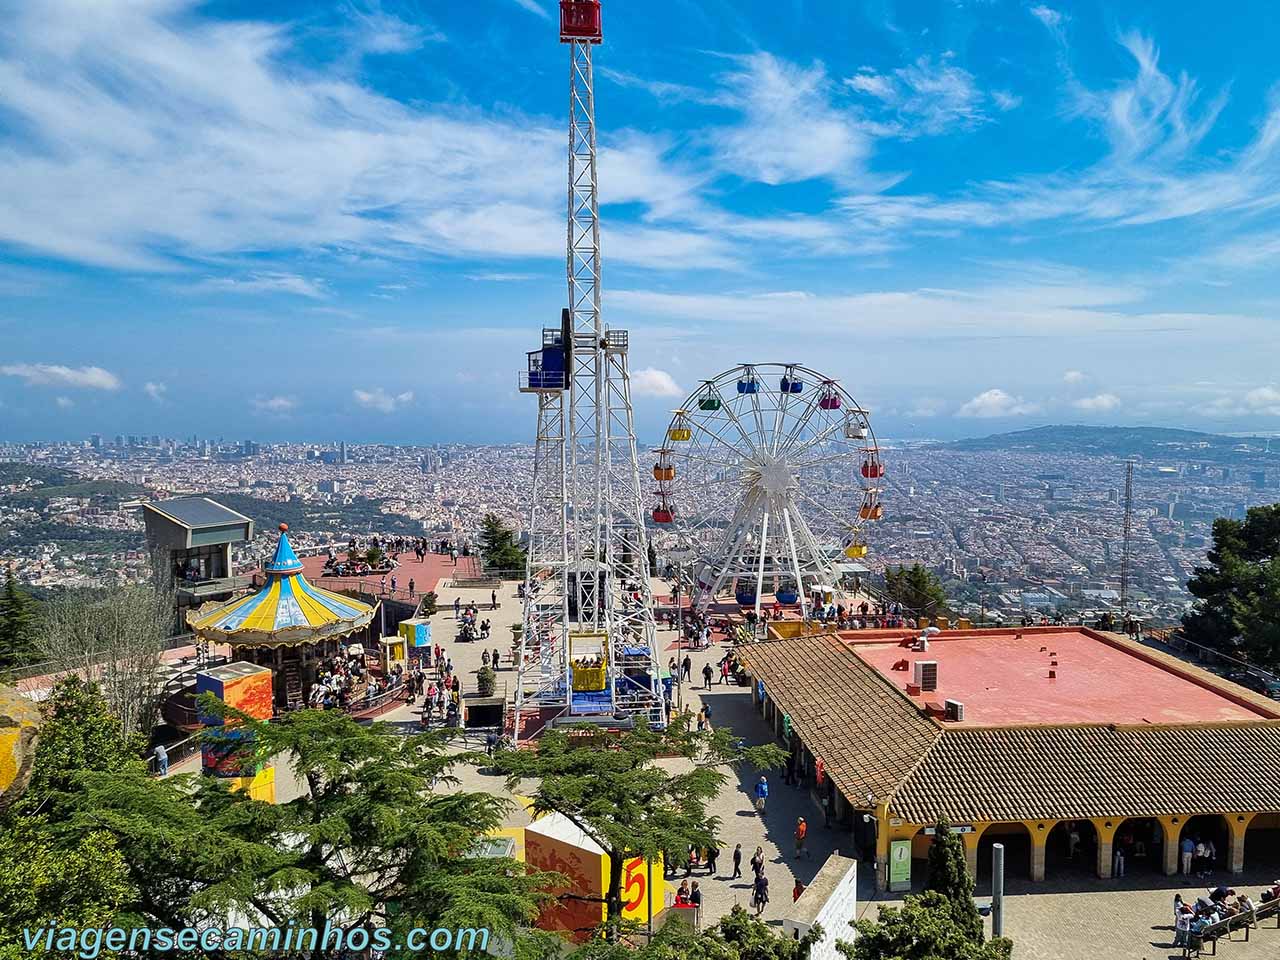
[187,525,375,646]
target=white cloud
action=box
[0,1,730,272]
[1030,5,1064,29]
[715,53,869,185]
[1073,392,1121,412]
[1062,370,1088,384]
[509,0,551,20]
[1208,386,1280,417]
[144,381,168,402]
[253,395,297,414]
[631,368,683,398]
[906,398,944,418]
[54,396,73,409]
[992,90,1022,111]
[195,274,328,299]
[956,388,1041,418]
[353,387,413,413]
[844,55,987,137]
[0,363,122,390]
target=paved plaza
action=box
[169,575,1280,960]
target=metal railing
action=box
[147,734,200,776]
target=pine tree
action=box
[925,817,984,942]
[479,513,527,575]
[0,570,37,670]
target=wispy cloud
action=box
[714,53,869,185]
[195,274,329,299]
[0,363,122,390]
[509,0,551,21]
[631,368,683,398]
[844,54,988,137]
[1062,370,1088,384]
[144,381,168,403]
[353,387,413,413]
[956,388,1041,418]
[54,396,74,410]
[253,395,297,414]
[1073,392,1121,412]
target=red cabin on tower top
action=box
[560,0,602,43]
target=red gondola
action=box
[652,507,673,524]
[819,384,841,410]
[861,457,884,479]
[560,0,602,43]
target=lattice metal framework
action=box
[514,21,665,737]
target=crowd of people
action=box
[1172,882,1279,947]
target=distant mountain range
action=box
[945,425,1276,459]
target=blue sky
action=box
[2,0,1280,444]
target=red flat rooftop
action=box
[845,627,1277,727]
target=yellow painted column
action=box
[962,825,987,880]
[1158,816,1187,876]
[1028,820,1057,881]
[1093,818,1121,879]
[1226,813,1256,875]
[874,802,891,891]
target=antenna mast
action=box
[1119,459,1135,620]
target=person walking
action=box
[491,589,497,609]
[702,662,714,690]
[753,775,769,814]
[751,872,769,916]
[681,655,692,682]
[492,647,501,671]
[1112,844,1125,878]
[454,597,461,620]
[705,844,719,876]
[794,817,808,860]
[153,742,169,776]
[731,843,743,879]
[750,846,764,879]
[408,578,415,599]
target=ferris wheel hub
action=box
[748,453,798,500]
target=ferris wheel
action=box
[651,363,884,618]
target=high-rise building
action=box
[339,441,348,465]
[90,434,103,449]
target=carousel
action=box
[188,523,376,710]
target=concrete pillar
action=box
[1158,816,1185,876]
[1029,821,1055,881]
[1227,814,1255,875]
[1094,818,1121,879]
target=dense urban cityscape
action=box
[3,425,1277,626]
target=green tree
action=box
[0,570,38,670]
[0,677,140,958]
[567,905,820,960]
[365,545,385,567]
[884,564,951,617]
[924,818,983,942]
[841,891,1012,960]
[479,514,527,575]
[495,716,785,942]
[1185,505,1280,668]
[189,701,553,943]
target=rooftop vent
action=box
[914,660,938,692]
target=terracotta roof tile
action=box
[738,633,939,804]
[889,722,1280,824]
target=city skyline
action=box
[4,1,1280,442]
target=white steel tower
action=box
[514,0,666,739]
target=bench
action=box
[1185,899,1280,957]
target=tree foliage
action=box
[566,905,820,960]
[842,892,1012,960]
[0,570,38,670]
[884,565,951,617]
[0,677,554,958]
[479,514,527,575]
[1184,504,1280,669]
[495,717,785,942]
[842,819,1010,960]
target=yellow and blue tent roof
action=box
[187,525,375,647]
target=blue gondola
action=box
[737,378,759,395]
[780,376,803,394]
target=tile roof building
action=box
[738,625,1280,890]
